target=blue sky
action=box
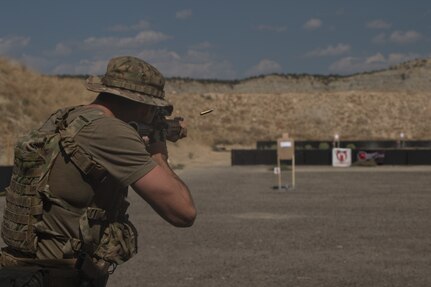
[1,1,430,79]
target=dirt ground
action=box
[0,163,430,287]
[106,164,431,287]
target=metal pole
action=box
[292,155,295,188]
[277,156,281,190]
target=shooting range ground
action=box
[1,165,430,287]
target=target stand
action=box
[273,133,295,191]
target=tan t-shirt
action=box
[36,105,156,259]
[48,106,156,207]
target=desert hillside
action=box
[1,57,431,165]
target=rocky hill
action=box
[164,57,431,146]
[166,58,431,94]
[1,56,430,165]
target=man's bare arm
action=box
[131,151,196,227]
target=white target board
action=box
[332,148,352,167]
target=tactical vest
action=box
[1,106,137,266]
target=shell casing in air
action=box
[200,109,214,116]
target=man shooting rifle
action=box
[0,56,196,287]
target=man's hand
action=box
[129,116,187,143]
[147,141,168,158]
[165,118,187,142]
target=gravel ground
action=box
[107,165,431,287]
[1,165,430,287]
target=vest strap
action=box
[5,188,43,210]
[9,180,39,196]
[58,111,108,185]
[0,250,77,268]
[1,222,32,241]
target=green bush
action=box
[318,142,330,150]
[346,143,356,149]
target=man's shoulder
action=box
[69,106,154,187]
[71,106,137,136]
[92,116,138,139]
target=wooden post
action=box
[276,133,295,190]
[292,153,296,188]
[277,157,281,190]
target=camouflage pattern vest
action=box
[1,106,137,266]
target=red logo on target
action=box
[358,151,367,160]
[336,150,348,162]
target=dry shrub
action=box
[167,91,431,149]
[0,58,95,164]
[1,57,431,164]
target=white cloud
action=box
[185,49,216,63]
[372,30,422,45]
[137,49,236,79]
[364,53,385,64]
[190,41,212,50]
[389,30,422,44]
[19,54,49,72]
[176,9,192,20]
[387,53,418,64]
[329,52,420,74]
[52,43,72,56]
[366,19,391,29]
[245,59,282,77]
[75,59,109,75]
[171,60,235,79]
[82,31,170,50]
[133,31,170,44]
[0,36,30,54]
[303,18,322,30]
[109,20,151,32]
[53,59,108,75]
[372,33,387,44]
[381,53,419,65]
[306,43,351,57]
[138,49,181,62]
[256,24,288,33]
[130,20,151,31]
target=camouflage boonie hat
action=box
[86,56,170,107]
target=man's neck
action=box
[87,103,115,117]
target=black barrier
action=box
[404,141,431,148]
[407,150,431,165]
[231,149,431,165]
[231,150,333,165]
[295,150,305,165]
[231,150,276,165]
[380,150,408,165]
[303,150,331,165]
[256,140,431,150]
[0,166,13,192]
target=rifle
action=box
[129,107,187,142]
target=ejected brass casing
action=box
[200,109,213,116]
